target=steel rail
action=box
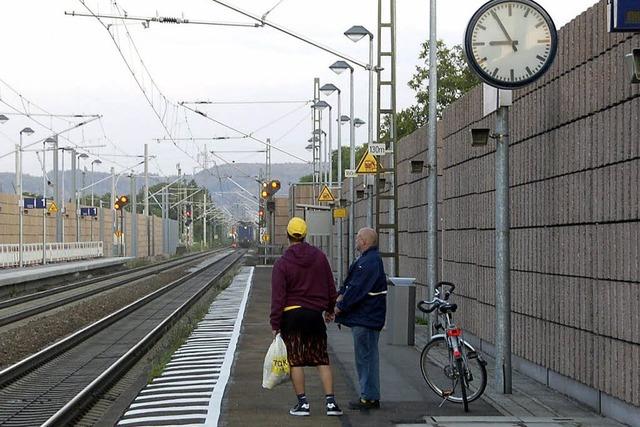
[0,250,241,390]
[42,250,244,426]
[0,250,225,328]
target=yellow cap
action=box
[287,217,307,238]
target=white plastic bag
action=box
[262,334,290,389]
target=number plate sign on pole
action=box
[344,169,358,178]
[368,143,387,156]
[318,185,335,202]
[355,151,382,174]
[333,207,347,219]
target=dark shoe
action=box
[326,400,343,416]
[348,398,380,410]
[289,401,310,416]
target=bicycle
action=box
[417,281,487,412]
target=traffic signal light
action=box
[258,207,265,227]
[114,195,129,210]
[260,182,270,199]
[269,180,281,194]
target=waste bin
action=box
[386,277,416,345]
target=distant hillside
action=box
[0,162,310,213]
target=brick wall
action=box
[395,0,639,409]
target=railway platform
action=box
[115,264,626,427]
[0,256,133,286]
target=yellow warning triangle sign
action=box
[48,201,58,213]
[318,185,335,202]
[355,151,382,174]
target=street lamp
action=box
[320,81,345,286]
[75,152,88,241]
[91,159,102,207]
[345,25,375,228]
[330,59,356,265]
[354,118,366,128]
[0,114,8,124]
[18,127,35,267]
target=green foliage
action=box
[409,40,480,120]
[298,145,368,184]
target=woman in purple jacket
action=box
[270,217,343,417]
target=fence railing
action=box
[0,241,104,268]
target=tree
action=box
[409,40,480,120]
[298,145,368,184]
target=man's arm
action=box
[336,261,377,313]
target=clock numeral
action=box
[535,21,545,28]
[492,67,499,77]
[477,23,487,30]
[524,9,530,18]
[525,66,533,77]
[537,39,551,44]
[510,69,515,82]
[536,55,546,62]
[472,42,486,46]
[478,57,488,64]
[508,4,512,16]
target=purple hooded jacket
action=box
[270,242,337,331]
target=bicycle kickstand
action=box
[438,391,452,408]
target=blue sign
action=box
[609,0,640,32]
[22,198,46,209]
[80,207,98,217]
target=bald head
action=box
[356,227,378,253]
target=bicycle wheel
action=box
[456,357,469,412]
[420,336,487,403]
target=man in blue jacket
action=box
[335,227,387,410]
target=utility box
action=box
[386,277,416,346]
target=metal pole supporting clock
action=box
[464,0,557,394]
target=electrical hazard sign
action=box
[48,201,58,213]
[355,151,382,174]
[318,185,335,202]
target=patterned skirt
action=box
[280,307,330,367]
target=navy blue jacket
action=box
[336,247,387,330]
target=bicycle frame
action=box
[434,311,476,376]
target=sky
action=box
[0,0,598,178]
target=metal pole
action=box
[53,137,61,242]
[348,68,355,265]
[367,33,375,228]
[130,174,137,257]
[144,143,150,256]
[427,0,439,308]
[90,163,94,241]
[111,167,116,256]
[203,192,206,248]
[328,106,333,188]
[72,152,79,242]
[17,139,23,267]
[495,105,512,393]
[42,140,47,264]
[61,148,65,243]
[336,90,344,287]
[99,200,104,245]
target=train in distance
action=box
[234,221,256,248]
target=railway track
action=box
[0,249,244,426]
[0,249,223,329]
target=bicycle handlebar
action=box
[417,281,458,314]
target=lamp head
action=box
[20,127,35,136]
[92,159,102,165]
[319,83,339,96]
[354,118,366,128]
[78,153,89,159]
[312,100,330,110]
[344,25,372,42]
[0,114,8,125]
[44,136,58,144]
[329,60,353,75]
[305,143,313,151]
[340,115,350,124]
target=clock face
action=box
[464,0,558,89]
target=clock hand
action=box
[489,40,519,46]
[490,10,518,52]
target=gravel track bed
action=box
[0,262,201,370]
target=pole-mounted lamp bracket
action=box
[470,128,509,147]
